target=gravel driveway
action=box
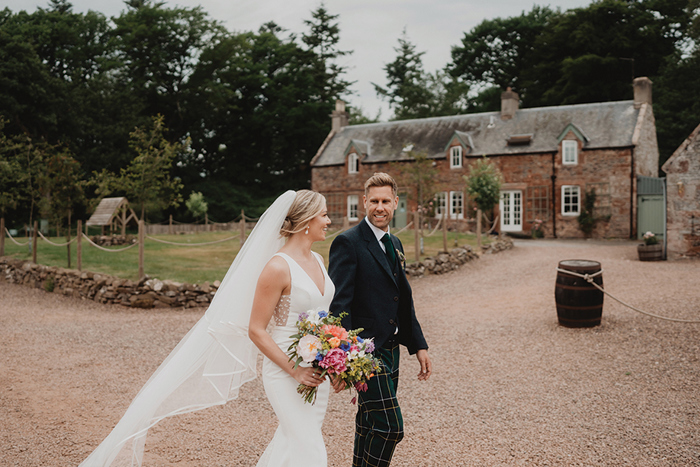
[1,239,699,466]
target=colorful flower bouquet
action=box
[288,308,381,404]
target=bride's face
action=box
[306,202,331,242]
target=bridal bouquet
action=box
[288,308,381,404]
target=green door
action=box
[392,194,407,229]
[637,176,666,241]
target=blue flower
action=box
[318,310,328,318]
[315,353,324,362]
[340,342,351,351]
[356,336,364,344]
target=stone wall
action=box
[0,258,218,308]
[662,123,700,257]
[405,236,513,278]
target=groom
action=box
[329,172,431,467]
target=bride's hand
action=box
[292,366,325,387]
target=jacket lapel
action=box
[359,221,398,286]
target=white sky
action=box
[4,0,593,120]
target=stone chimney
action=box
[633,77,652,109]
[331,99,349,131]
[501,87,519,120]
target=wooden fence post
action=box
[240,210,246,243]
[205,213,209,232]
[32,221,38,263]
[66,215,71,269]
[138,220,145,279]
[413,210,420,262]
[442,211,448,252]
[476,208,482,253]
[343,216,349,230]
[77,220,82,271]
[169,214,173,235]
[0,217,4,257]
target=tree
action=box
[450,6,557,94]
[391,147,438,213]
[185,191,208,220]
[464,157,502,248]
[301,3,353,101]
[121,115,183,220]
[0,120,25,218]
[374,30,434,120]
[525,0,690,107]
[43,148,85,232]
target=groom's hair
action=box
[364,172,398,198]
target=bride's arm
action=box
[248,257,325,387]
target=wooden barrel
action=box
[555,260,604,328]
[637,243,663,261]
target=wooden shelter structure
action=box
[86,197,138,236]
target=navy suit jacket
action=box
[328,220,428,354]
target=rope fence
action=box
[37,230,78,247]
[556,267,700,324]
[5,228,30,246]
[145,234,239,246]
[81,233,139,252]
[3,212,463,280]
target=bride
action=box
[80,190,334,467]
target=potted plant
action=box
[637,231,663,261]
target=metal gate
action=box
[637,176,666,256]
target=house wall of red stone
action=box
[312,142,636,238]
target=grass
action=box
[2,228,487,284]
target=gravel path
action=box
[1,239,699,466]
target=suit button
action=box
[389,319,395,325]
[393,272,397,277]
[393,296,399,302]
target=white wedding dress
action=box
[256,252,334,467]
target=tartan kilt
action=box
[353,343,403,467]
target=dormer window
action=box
[450,146,463,169]
[562,140,578,165]
[348,152,359,174]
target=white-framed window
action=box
[348,152,359,174]
[450,191,464,219]
[450,146,463,169]
[562,140,578,165]
[347,194,359,221]
[500,190,523,232]
[561,185,580,216]
[435,192,447,218]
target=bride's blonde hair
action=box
[280,190,326,237]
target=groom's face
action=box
[364,186,398,232]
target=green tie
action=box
[381,233,396,265]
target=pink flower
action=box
[322,324,349,341]
[319,348,347,375]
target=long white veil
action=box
[80,190,297,467]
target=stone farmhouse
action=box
[662,123,700,257]
[310,78,659,239]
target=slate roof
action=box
[311,100,640,167]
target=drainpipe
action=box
[551,151,557,238]
[630,147,635,239]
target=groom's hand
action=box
[330,375,345,393]
[416,349,432,381]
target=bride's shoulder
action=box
[260,254,290,279]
